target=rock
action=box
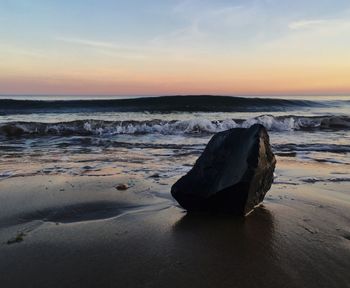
[116,183,129,190]
[171,124,276,216]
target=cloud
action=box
[54,37,123,49]
[150,20,206,49]
[54,36,149,59]
[261,16,350,65]
[288,20,327,30]
[286,17,350,36]
[150,1,267,52]
[0,44,48,59]
[171,1,258,28]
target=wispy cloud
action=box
[150,20,206,48]
[150,1,267,52]
[171,1,258,28]
[287,17,350,34]
[54,36,149,59]
[262,16,350,65]
[288,20,327,30]
[54,36,123,49]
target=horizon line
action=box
[1,93,350,97]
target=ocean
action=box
[0,95,349,184]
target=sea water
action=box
[0,95,349,183]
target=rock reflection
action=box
[171,207,283,288]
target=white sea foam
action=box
[0,115,349,137]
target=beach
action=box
[0,157,349,288]
[0,95,349,287]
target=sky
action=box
[0,0,349,96]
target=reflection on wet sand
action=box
[170,207,287,287]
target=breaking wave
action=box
[0,95,331,114]
[1,115,349,137]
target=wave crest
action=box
[0,115,349,137]
[0,95,329,114]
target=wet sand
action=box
[0,159,349,288]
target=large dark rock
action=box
[171,124,276,216]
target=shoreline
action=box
[0,158,349,288]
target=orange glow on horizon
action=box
[1,65,349,96]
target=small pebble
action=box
[116,184,129,190]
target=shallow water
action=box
[0,95,349,183]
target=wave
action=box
[300,177,350,183]
[242,114,350,131]
[0,95,330,114]
[1,115,349,137]
[274,143,350,154]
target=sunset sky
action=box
[0,0,350,96]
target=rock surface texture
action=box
[171,124,276,215]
